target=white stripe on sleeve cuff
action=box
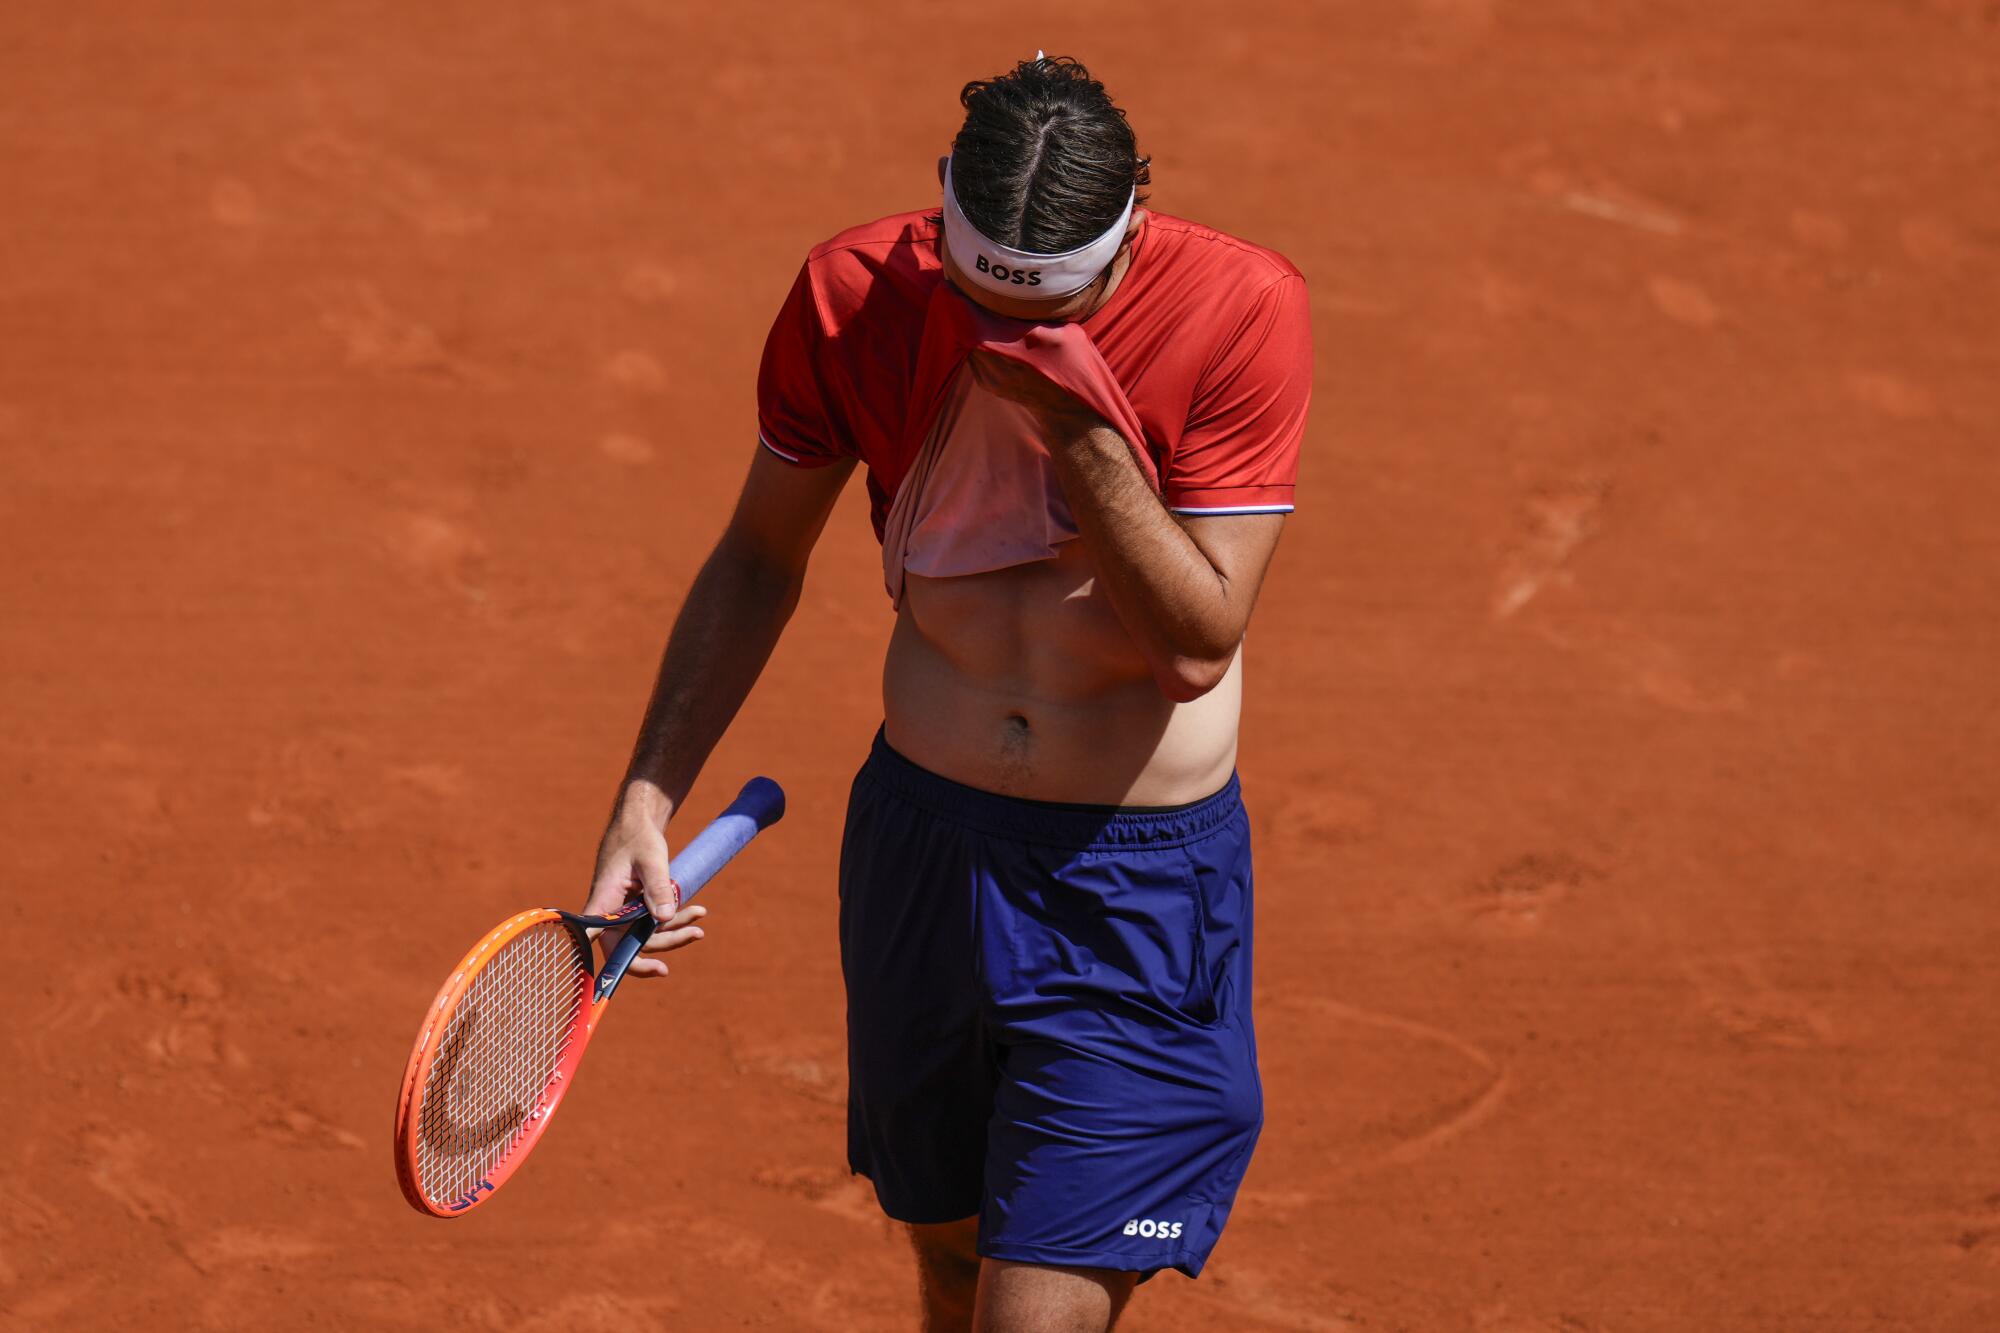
[757,431,802,463]
[1167,503,1295,516]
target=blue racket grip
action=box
[596,777,785,1001]
[671,776,786,903]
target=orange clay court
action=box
[2,2,1997,1329]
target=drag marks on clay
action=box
[1260,778,1381,849]
[1561,189,1685,237]
[0,1278,107,1329]
[1845,371,1937,420]
[284,130,488,236]
[309,280,502,386]
[1534,616,1747,714]
[251,1100,365,1152]
[86,738,177,830]
[0,1189,62,1233]
[49,958,355,1178]
[506,1292,681,1332]
[752,1165,893,1230]
[0,1185,68,1294]
[1269,994,1511,1177]
[63,1078,357,1306]
[184,1227,324,1270]
[1682,954,1835,1050]
[1942,1193,2000,1267]
[598,432,656,465]
[621,261,682,305]
[1646,274,1722,328]
[385,762,467,801]
[1463,852,1597,935]
[246,731,383,843]
[1491,478,1607,619]
[1626,64,1732,137]
[19,965,118,1074]
[798,1272,917,1331]
[684,1216,904,1330]
[129,967,232,1072]
[83,1127,183,1233]
[27,961,241,1079]
[381,509,491,603]
[1503,144,1689,239]
[1227,1185,1318,1221]
[600,348,667,393]
[722,1028,846,1106]
[1183,1264,1368,1331]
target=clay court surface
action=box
[3,1,1997,1328]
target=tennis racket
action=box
[393,776,785,1217]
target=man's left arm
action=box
[1039,413,1283,702]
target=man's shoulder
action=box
[797,209,943,330]
[806,208,939,263]
[1143,212,1304,289]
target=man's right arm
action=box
[584,445,855,967]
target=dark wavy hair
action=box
[945,55,1151,252]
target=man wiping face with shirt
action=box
[585,53,1313,1333]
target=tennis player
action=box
[586,55,1312,1332]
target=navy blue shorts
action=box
[839,730,1262,1279]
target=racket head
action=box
[393,909,601,1217]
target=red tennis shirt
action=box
[755,208,1312,542]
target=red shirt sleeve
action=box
[1164,274,1312,514]
[755,264,850,467]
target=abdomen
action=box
[883,541,1242,805]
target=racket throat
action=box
[594,912,659,1003]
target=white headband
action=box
[942,157,1135,299]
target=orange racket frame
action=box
[392,905,629,1216]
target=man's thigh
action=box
[974,1260,1135,1333]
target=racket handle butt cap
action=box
[737,776,786,829]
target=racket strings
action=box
[414,919,591,1206]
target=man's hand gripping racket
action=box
[393,777,785,1218]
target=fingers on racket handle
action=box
[672,777,785,902]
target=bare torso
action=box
[883,537,1242,806]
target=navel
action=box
[996,712,1035,783]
